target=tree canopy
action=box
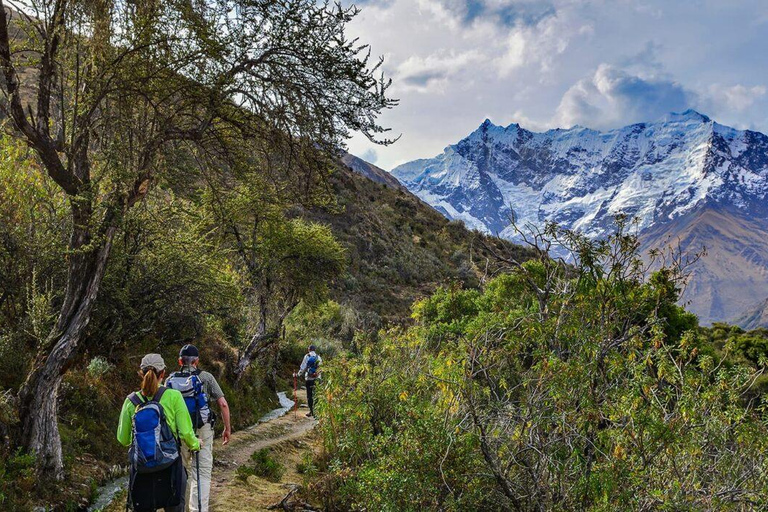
[0,0,394,478]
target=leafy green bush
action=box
[318,222,768,511]
[249,449,285,482]
[296,452,318,476]
[235,465,257,482]
[87,357,114,378]
[0,449,37,509]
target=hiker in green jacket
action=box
[117,354,200,512]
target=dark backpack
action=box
[128,387,179,474]
[166,369,212,429]
[306,355,319,379]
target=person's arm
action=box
[171,391,200,451]
[116,397,136,447]
[297,354,308,377]
[203,372,230,445]
[217,396,231,445]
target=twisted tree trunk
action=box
[234,292,297,379]
[18,201,117,479]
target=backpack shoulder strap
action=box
[153,386,167,402]
[128,392,143,407]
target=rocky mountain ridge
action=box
[390,111,768,325]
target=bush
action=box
[236,448,286,483]
[0,449,37,509]
[87,357,113,378]
[235,465,257,482]
[250,449,285,482]
[296,451,318,476]
[318,222,768,511]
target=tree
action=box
[216,204,345,377]
[0,0,394,478]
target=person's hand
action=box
[197,437,204,450]
[293,372,297,377]
[222,428,231,446]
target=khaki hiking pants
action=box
[182,423,215,512]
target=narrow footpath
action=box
[210,389,319,511]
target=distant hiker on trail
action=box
[165,344,231,512]
[295,345,322,417]
[117,354,200,512]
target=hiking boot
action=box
[305,412,314,418]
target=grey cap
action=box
[140,353,166,371]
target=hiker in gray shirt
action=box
[165,344,231,512]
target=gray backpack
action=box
[166,370,213,429]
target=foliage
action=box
[0,449,36,509]
[296,451,318,477]
[318,222,768,511]
[0,0,396,478]
[237,448,285,482]
[86,357,113,378]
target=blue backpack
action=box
[128,387,179,474]
[306,355,319,379]
[166,370,212,429]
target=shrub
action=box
[318,222,768,511]
[250,449,285,482]
[296,452,318,476]
[235,465,257,482]
[87,357,114,378]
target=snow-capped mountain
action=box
[391,110,768,324]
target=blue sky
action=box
[345,0,768,170]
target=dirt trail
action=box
[209,389,319,512]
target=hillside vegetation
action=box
[315,221,768,511]
[306,162,534,324]
[0,128,530,508]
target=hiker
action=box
[165,344,231,512]
[117,354,201,512]
[296,344,322,417]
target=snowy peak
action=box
[390,111,768,323]
[659,109,711,124]
[392,112,768,239]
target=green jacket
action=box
[116,387,200,451]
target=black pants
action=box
[306,379,316,415]
[130,457,187,512]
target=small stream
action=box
[257,391,295,423]
[88,392,293,511]
[88,476,128,512]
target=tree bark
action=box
[235,328,278,379]
[235,294,298,379]
[18,201,117,479]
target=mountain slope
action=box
[639,205,768,325]
[392,111,768,324]
[734,298,768,330]
[341,153,406,190]
[300,157,534,324]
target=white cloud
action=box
[707,84,767,112]
[496,10,593,77]
[343,0,768,170]
[554,64,692,128]
[395,50,484,93]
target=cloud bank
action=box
[343,0,768,169]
